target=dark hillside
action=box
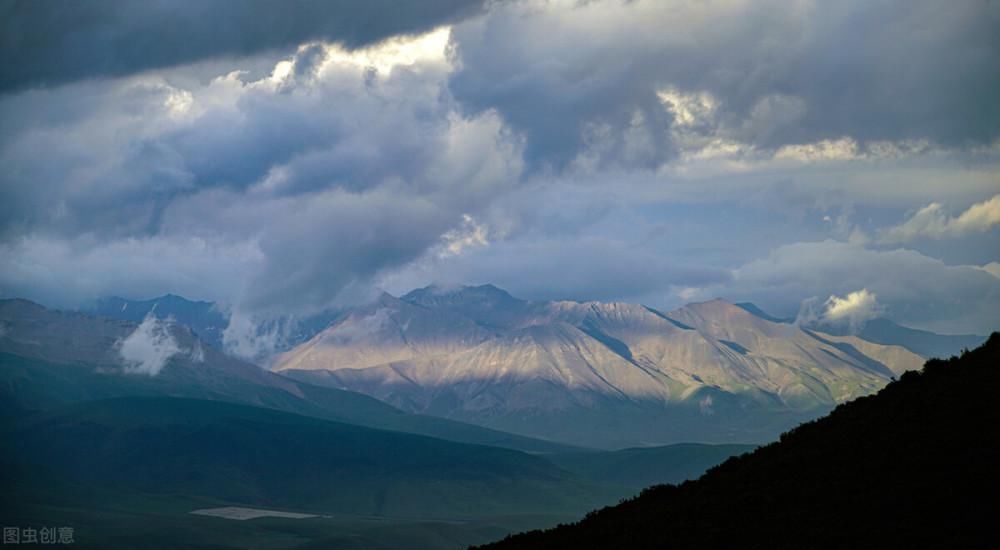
[481,333,1000,549]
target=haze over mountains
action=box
[272,284,928,448]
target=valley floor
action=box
[7,494,585,550]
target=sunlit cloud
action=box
[880,195,1000,243]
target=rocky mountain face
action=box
[273,285,924,448]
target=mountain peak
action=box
[668,298,792,336]
[682,298,745,315]
[402,283,519,306]
[734,302,793,324]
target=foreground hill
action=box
[0,299,572,453]
[480,333,1000,549]
[275,285,923,448]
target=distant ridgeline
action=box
[479,333,1000,549]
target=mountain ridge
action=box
[274,285,925,448]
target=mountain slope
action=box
[479,333,1000,549]
[275,286,924,448]
[0,299,575,453]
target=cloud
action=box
[699,395,714,416]
[727,240,1000,334]
[1,1,997,341]
[0,27,522,316]
[880,195,1000,243]
[0,0,485,92]
[0,234,263,308]
[221,309,297,362]
[797,289,883,333]
[118,315,180,376]
[823,289,882,324]
[439,214,490,258]
[448,0,1000,171]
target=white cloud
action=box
[222,309,296,362]
[797,288,883,332]
[439,214,490,258]
[657,87,718,128]
[824,289,881,323]
[318,26,451,76]
[880,194,1000,243]
[118,315,180,376]
[775,138,861,163]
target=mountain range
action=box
[272,285,929,448]
[65,286,981,448]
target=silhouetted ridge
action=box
[480,333,1000,549]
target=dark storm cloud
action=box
[0,0,484,92]
[448,0,1000,170]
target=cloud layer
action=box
[1,1,998,337]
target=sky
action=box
[1,0,998,337]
